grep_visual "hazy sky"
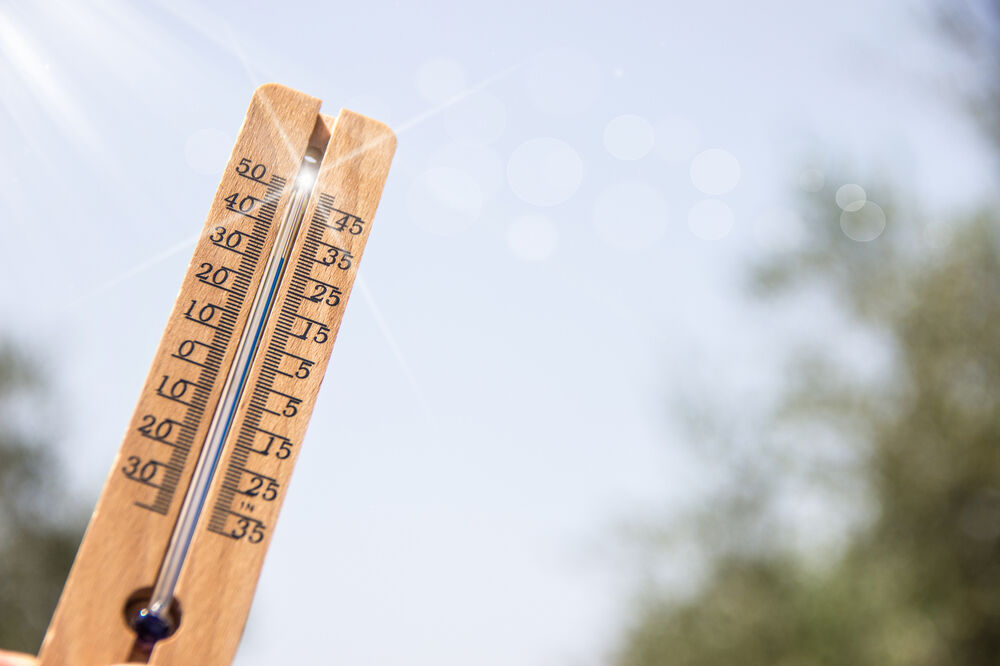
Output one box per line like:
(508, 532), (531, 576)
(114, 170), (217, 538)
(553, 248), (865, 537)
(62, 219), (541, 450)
(0, 1), (995, 664)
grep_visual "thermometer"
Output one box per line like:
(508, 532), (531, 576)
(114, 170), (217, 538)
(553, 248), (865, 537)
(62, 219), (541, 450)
(38, 83), (396, 665)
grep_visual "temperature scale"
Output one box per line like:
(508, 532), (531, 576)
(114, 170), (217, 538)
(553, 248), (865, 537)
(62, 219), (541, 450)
(38, 83), (396, 665)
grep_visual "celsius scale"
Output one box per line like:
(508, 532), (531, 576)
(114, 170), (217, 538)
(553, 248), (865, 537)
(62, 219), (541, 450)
(38, 83), (395, 665)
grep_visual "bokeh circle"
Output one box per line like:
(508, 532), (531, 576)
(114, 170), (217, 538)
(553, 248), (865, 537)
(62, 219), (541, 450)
(690, 149), (741, 195)
(688, 199), (735, 240)
(507, 138), (584, 207)
(840, 201), (886, 241)
(835, 183), (867, 212)
(603, 114), (655, 160)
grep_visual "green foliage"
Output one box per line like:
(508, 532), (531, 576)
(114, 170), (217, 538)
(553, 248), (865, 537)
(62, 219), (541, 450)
(0, 343), (82, 653)
(617, 198), (1000, 665)
(619, 8), (999, 658)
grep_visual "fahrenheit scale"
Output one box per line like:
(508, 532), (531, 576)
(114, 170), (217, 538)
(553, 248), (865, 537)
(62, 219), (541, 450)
(39, 84), (396, 665)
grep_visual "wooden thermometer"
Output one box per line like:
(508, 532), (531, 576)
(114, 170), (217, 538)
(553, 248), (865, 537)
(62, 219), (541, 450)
(38, 84), (396, 665)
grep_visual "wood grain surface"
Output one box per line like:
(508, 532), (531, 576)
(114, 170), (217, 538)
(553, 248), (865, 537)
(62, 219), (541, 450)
(38, 85), (394, 665)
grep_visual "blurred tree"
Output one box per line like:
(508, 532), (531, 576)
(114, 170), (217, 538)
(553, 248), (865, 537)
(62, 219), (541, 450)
(0, 343), (82, 653)
(617, 3), (1000, 664)
(619, 200), (1000, 665)
(939, 0), (999, 147)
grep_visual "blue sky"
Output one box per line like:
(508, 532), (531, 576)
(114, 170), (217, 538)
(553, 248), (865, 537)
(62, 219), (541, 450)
(0, 1), (995, 664)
